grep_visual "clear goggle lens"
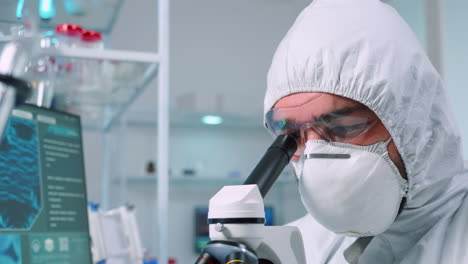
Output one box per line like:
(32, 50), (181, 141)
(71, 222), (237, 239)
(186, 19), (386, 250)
(265, 100), (378, 146)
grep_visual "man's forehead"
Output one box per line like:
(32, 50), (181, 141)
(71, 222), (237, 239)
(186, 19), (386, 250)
(274, 92), (324, 108)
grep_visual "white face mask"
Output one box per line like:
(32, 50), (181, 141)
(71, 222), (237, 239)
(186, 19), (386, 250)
(292, 139), (408, 237)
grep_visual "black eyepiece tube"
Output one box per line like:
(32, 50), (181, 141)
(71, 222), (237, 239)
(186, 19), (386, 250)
(243, 134), (297, 197)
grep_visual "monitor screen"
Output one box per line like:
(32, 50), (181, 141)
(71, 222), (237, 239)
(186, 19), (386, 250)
(194, 206), (274, 253)
(0, 104), (92, 264)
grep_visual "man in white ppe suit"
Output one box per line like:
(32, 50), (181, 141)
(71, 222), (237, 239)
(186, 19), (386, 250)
(264, 0), (468, 263)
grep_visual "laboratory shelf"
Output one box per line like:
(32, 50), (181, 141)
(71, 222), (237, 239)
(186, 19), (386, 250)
(40, 47), (160, 131)
(41, 47), (160, 62)
(123, 110), (265, 129)
(113, 175), (296, 187)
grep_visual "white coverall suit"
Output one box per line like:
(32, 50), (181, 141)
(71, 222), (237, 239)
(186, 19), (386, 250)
(263, 0), (468, 263)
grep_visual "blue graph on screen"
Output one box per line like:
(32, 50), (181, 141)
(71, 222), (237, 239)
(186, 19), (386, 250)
(0, 117), (41, 230)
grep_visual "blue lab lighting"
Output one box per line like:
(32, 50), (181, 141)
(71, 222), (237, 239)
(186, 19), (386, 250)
(39, 0), (56, 20)
(16, 0), (25, 19)
(43, 30), (55, 36)
(202, 115), (223, 125)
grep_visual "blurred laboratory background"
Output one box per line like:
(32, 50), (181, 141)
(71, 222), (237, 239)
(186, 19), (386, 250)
(0, 0), (467, 263)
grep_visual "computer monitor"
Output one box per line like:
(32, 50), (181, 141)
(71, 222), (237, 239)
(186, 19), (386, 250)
(0, 104), (92, 264)
(194, 206), (275, 253)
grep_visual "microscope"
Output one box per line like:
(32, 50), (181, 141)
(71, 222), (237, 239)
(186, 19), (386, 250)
(195, 134), (306, 264)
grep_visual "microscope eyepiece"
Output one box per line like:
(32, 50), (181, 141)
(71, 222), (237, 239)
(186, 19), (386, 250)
(243, 134), (297, 197)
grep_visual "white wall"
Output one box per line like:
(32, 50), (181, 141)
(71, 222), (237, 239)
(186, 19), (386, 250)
(444, 0), (468, 158)
(82, 131), (104, 203)
(110, 0), (312, 119)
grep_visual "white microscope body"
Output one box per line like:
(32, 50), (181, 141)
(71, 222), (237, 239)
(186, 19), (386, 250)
(208, 184), (306, 264)
(195, 134), (304, 264)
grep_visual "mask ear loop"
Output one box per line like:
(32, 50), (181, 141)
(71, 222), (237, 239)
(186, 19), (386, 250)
(291, 154), (304, 181)
(380, 137), (409, 199)
(383, 137), (393, 147)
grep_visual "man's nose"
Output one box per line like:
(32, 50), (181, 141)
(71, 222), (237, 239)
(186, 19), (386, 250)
(292, 145), (305, 161)
(292, 128), (324, 161)
(304, 127), (323, 141)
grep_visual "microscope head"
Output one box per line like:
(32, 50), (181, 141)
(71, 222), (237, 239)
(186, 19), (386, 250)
(197, 135), (306, 263)
(208, 184), (265, 249)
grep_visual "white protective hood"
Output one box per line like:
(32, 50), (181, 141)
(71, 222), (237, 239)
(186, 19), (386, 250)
(264, 0), (468, 263)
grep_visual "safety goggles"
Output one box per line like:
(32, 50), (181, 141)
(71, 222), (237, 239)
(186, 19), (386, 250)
(265, 95), (379, 146)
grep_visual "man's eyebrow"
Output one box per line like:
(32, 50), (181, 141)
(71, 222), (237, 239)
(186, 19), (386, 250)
(273, 105), (368, 126)
(314, 106), (367, 122)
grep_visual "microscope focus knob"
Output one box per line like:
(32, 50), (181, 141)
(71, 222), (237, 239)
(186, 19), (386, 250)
(215, 223), (225, 232)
